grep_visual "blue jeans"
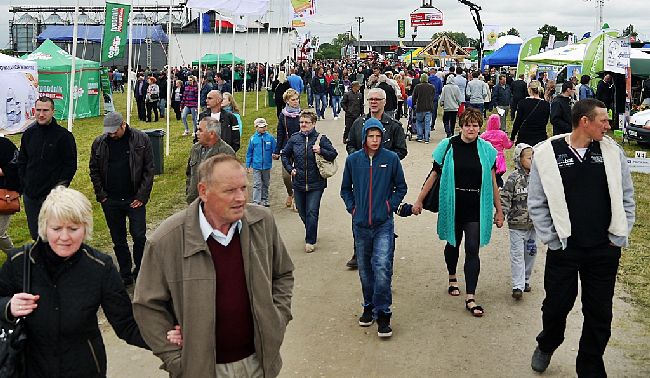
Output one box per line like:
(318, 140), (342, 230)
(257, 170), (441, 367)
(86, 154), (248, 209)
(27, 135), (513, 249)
(415, 111), (432, 142)
(468, 102), (484, 115)
(314, 93), (327, 118)
(354, 219), (395, 315)
(331, 95), (342, 117)
(293, 189), (324, 244)
(158, 98), (166, 117)
(307, 86), (313, 107)
(252, 169), (271, 206)
(182, 106), (198, 133)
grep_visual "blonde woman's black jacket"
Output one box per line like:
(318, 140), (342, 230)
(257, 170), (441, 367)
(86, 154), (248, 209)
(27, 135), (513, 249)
(0, 242), (148, 377)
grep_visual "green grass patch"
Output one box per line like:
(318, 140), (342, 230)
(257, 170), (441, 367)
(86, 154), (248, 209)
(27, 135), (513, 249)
(1, 90), (278, 264)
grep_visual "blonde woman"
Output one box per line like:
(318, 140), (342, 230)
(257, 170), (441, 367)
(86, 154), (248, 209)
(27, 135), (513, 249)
(510, 81), (550, 146)
(273, 88), (301, 208)
(221, 92), (243, 134)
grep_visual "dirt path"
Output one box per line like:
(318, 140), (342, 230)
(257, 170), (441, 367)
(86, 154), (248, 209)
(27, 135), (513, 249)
(105, 110), (650, 377)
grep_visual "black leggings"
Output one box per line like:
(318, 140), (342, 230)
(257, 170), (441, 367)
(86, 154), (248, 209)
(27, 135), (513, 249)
(443, 111), (458, 137)
(444, 221), (480, 295)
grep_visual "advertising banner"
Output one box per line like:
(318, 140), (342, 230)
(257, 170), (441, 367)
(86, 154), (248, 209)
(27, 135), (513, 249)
(604, 35), (631, 74)
(99, 67), (115, 114)
(102, 2), (131, 62)
(484, 25), (501, 50)
(0, 68), (39, 134)
(291, 0), (312, 13)
(516, 35), (543, 79)
(410, 8), (443, 27)
(398, 20), (406, 38)
(38, 71), (101, 120)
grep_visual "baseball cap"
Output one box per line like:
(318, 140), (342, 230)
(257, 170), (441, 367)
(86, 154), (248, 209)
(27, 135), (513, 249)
(254, 118), (268, 128)
(104, 112), (124, 133)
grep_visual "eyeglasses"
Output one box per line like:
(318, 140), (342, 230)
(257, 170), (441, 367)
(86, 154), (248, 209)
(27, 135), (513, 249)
(368, 98), (385, 102)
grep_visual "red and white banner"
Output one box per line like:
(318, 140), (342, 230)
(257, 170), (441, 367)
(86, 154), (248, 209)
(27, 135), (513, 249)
(410, 8), (443, 27)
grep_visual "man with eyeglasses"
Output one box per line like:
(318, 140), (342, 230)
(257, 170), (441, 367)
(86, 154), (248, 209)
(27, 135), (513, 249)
(344, 87), (407, 269)
(550, 82), (575, 136)
(17, 96), (77, 240)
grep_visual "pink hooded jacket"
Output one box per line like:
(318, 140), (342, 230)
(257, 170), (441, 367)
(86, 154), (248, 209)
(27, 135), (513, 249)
(480, 114), (513, 174)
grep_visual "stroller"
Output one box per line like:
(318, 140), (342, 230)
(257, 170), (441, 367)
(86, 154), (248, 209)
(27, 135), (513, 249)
(405, 96), (417, 140)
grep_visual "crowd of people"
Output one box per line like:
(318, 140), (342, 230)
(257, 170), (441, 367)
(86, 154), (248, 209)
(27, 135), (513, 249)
(0, 54), (637, 378)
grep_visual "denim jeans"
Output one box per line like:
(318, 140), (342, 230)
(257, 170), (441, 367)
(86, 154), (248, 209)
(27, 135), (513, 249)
(158, 98), (166, 117)
(101, 198), (147, 280)
(354, 219), (395, 316)
(23, 194), (45, 240)
(307, 86), (313, 107)
(415, 111), (432, 142)
(182, 106), (198, 133)
(252, 169), (271, 206)
(331, 95), (342, 117)
(293, 189), (323, 244)
(468, 102), (484, 115)
(314, 93), (327, 118)
(443, 111), (458, 137)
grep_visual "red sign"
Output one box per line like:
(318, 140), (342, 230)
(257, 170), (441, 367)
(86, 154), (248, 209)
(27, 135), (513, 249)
(410, 9), (443, 27)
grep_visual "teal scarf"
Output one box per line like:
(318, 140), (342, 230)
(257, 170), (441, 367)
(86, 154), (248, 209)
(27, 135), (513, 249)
(432, 137), (497, 247)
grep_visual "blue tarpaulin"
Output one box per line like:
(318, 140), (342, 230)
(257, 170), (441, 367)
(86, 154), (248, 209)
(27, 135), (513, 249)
(481, 43), (521, 70)
(37, 25), (169, 44)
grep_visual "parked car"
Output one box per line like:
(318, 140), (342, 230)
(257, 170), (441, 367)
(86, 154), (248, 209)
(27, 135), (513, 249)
(627, 108), (650, 145)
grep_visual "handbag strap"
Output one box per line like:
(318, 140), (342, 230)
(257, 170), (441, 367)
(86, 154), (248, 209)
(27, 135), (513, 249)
(315, 133), (322, 147)
(520, 98), (541, 128)
(22, 244), (31, 293)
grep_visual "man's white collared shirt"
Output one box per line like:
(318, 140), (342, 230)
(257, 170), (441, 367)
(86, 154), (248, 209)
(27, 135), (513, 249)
(198, 204), (242, 246)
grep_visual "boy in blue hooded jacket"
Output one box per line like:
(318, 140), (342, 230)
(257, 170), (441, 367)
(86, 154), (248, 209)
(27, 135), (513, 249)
(246, 117), (277, 206)
(340, 118), (407, 338)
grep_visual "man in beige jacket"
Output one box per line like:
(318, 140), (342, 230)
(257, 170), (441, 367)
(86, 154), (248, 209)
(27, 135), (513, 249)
(134, 154), (294, 377)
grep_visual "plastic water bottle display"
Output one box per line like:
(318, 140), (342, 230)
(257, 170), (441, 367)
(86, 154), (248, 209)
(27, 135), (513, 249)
(6, 88), (20, 127)
(526, 239), (537, 257)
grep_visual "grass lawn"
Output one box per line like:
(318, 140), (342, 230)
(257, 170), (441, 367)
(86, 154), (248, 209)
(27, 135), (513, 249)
(2, 90), (278, 259)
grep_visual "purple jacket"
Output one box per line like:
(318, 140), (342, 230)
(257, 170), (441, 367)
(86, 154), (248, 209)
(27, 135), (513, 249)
(181, 84), (198, 109)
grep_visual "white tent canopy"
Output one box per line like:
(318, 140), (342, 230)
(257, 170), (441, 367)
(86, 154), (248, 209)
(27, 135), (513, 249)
(523, 43), (587, 66)
(495, 35), (524, 50)
(0, 53), (39, 134)
(186, 0), (270, 16)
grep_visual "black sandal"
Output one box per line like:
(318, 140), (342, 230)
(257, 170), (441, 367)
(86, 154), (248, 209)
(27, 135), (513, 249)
(448, 278), (461, 296)
(465, 299), (484, 317)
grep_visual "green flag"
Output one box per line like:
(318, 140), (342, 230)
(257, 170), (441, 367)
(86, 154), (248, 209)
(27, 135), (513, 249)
(516, 36), (543, 78)
(102, 2), (131, 62)
(581, 30), (619, 91)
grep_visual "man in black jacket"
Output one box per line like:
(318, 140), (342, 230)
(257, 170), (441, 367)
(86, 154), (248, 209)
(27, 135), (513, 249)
(89, 112), (154, 285)
(198, 90), (241, 151)
(511, 74), (528, 121)
(341, 81), (364, 143)
(550, 82), (575, 136)
(345, 87), (407, 268)
(134, 74), (148, 121)
(17, 96), (77, 240)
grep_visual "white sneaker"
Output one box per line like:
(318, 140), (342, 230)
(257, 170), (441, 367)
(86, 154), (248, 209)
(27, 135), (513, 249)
(334, 116), (339, 120)
(305, 243), (315, 253)
(182, 130), (190, 136)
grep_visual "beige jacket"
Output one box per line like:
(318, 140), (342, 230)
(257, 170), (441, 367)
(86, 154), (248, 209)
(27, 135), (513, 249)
(133, 201), (294, 377)
(185, 140), (236, 203)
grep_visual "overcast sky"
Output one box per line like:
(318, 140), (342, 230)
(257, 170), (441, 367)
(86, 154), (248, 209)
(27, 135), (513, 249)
(2, 0), (648, 50)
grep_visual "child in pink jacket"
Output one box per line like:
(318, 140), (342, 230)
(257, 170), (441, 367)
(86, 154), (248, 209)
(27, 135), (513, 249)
(480, 114), (513, 188)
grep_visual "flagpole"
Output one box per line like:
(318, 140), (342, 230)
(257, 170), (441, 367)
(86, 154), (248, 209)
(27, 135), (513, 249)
(242, 23), (248, 117)
(265, 10), (271, 89)
(198, 12), (203, 108)
(217, 13), (221, 73)
(67, 3), (79, 132)
(231, 18), (236, 93)
(126, 1), (134, 124)
(166, 0), (172, 156)
(256, 21), (261, 111)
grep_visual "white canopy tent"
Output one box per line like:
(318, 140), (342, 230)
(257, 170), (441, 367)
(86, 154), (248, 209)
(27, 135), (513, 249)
(523, 42), (587, 66)
(0, 53), (39, 134)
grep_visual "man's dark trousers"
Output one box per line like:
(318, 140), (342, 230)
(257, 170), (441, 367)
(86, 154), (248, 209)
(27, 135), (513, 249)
(136, 99), (146, 121)
(101, 197), (147, 280)
(23, 194), (45, 240)
(536, 243), (620, 377)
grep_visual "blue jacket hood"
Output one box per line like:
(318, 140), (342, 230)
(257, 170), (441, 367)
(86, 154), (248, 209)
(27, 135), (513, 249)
(362, 118), (385, 151)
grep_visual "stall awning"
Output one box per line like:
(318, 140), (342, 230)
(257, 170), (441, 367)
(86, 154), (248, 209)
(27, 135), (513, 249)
(481, 44), (521, 69)
(37, 25), (169, 44)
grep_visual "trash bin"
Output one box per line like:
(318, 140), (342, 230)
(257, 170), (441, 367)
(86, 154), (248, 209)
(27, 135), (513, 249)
(143, 129), (165, 175)
(266, 88), (276, 107)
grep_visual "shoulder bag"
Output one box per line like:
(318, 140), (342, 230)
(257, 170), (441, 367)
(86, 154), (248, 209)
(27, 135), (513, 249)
(314, 134), (338, 178)
(0, 245), (31, 378)
(0, 190), (20, 215)
(422, 142), (452, 213)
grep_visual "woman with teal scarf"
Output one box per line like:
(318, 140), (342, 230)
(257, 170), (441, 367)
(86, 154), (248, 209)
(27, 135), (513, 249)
(413, 108), (504, 317)
(272, 88), (302, 209)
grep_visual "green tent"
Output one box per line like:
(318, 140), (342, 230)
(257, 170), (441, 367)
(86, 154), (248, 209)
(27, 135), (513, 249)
(192, 53), (245, 66)
(469, 49), (493, 62)
(22, 39), (100, 120)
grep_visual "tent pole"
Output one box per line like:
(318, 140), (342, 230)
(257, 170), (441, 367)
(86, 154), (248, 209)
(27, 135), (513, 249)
(166, 0), (172, 156)
(256, 21), (261, 111)
(243, 24), (248, 117)
(67, 3), (79, 132)
(126, 0), (134, 124)
(232, 18), (236, 93)
(217, 13), (221, 73)
(198, 12), (203, 109)
(265, 7), (271, 89)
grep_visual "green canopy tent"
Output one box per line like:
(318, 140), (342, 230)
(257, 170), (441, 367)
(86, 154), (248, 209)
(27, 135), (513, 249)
(469, 49), (493, 62)
(22, 39), (100, 120)
(192, 53), (245, 66)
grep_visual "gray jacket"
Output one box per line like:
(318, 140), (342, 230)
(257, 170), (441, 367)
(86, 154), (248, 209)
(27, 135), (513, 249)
(439, 76), (463, 112)
(466, 78), (488, 104)
(528, 135), (635, 250)
(185, 140), (236, 203)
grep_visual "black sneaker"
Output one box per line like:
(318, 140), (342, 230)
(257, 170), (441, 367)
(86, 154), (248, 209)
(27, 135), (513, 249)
(377, 312), (392, 338)
(524, 283), (532, 292)
(512, 289), (523, 300)
(358, 305), (374, 326)
(531, 346), (553, 373)
(346, 254), (358, 269)
(122, 276), (134, 287)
